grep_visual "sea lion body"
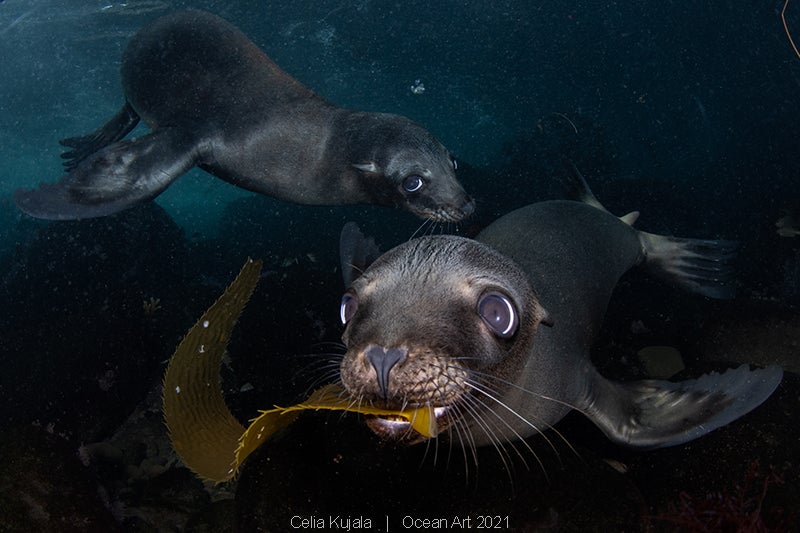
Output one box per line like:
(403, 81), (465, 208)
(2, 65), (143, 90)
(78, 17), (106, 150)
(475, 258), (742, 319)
(15, 10), (473, 222)
(470, 201), (648, 445)
(338, 187), (782, 449)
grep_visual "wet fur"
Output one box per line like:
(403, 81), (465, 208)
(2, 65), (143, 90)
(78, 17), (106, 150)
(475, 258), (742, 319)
(336, 199), (781, 463)
(339, 236), (550, 449)
(14, 10), (473, 222)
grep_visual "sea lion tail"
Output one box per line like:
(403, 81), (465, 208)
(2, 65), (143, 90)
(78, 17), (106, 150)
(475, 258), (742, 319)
(583, 364), (783, 449)
(15, 127), (196, 220)
(638, 231), (739, 299)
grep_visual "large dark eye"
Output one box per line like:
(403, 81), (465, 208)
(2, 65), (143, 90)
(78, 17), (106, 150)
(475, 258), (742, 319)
(478, 292), (518, 338)
(402, 175), (424, 192)
(340, 292), (359, 324)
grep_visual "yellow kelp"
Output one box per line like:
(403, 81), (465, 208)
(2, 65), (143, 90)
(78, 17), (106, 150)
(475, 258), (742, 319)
(163, 258), (436, 483)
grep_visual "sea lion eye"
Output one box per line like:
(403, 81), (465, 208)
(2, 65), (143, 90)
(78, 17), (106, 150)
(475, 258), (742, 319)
(340, 292), (359, 324)
(478, 292), (518, 338)
(402, 175), (424, 193)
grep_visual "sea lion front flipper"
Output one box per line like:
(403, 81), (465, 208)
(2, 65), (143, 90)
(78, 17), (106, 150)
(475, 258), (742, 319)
(14, 127), (197, 220)
(582, 364), (783, 449)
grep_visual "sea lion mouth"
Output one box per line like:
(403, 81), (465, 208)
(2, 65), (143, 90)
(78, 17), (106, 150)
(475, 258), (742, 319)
(366, 406), (450, 445)
(416, 198), (475, 223)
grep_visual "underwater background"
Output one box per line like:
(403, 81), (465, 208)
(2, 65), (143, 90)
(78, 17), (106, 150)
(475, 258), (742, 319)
(0, 0), (798, 531)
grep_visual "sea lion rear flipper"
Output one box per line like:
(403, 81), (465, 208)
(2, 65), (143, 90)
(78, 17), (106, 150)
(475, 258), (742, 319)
(15, 128), (197, 220)
(561, 161), (640, 224)
(339, 222), (381, 287)
(582, 364), (783, 449)
(560, 162), (739, 298)
(60, 101), (140, 170)
(638, 231), (739, 299)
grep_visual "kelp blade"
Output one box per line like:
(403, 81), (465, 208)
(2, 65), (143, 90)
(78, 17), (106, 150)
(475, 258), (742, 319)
(235, 384), (437, 473)
(300, 384), (437, 438)
(163, 258), (262, 483)
(162, 258), (438, 484)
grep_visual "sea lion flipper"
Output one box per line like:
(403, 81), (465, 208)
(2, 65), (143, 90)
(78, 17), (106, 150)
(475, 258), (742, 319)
(583, 364), (783, 449)
(559, 163), (739, 299)
(638, 231), (740, 299)
(560, 160), (606, 211)
(60, 102), (140, 170)
(15, 128), (197, 220)
(339, 222), (381, 287)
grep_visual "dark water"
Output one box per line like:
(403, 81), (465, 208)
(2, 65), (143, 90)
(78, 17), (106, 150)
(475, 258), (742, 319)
(0, 1), (798, 531)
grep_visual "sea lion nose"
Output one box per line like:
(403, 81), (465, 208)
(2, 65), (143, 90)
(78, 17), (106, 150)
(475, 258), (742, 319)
(461, 197), (476, 217)
(365, 345), (408, 400)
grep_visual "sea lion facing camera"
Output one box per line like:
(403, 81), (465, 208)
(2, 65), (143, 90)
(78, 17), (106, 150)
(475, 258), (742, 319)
(337, 171), (782, 449)
(14, 10), (473, 222)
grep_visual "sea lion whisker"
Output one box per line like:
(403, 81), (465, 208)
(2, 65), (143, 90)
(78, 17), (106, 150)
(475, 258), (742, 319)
(464, 370), (584, 459)
(463, 379), (564, 466)
(425, 218), (442, 237)
(449, 405), (480, 483)
(302, 371), (341, 394)
(434, 386), (470, 473)
(465, 374), (567, 447)
(333, 381), (353, 402)
(295, 353), (343, 377)
(294, 355), (345, 391)
(454, 397), (504, 463)
(469, 368), (586, 414)
(349, 388), (368, 412)
(418, 427), (436, 467)
(459, 391), (535, 464)
(297, 351), (345, 362)
(409, 218), (433, 241)
(441, 399), (481, 480)
(458, 390), (544, 479)
(451, 355), (484, 362)
(456, 394), (525, 485)
(308, 340), (347, 351)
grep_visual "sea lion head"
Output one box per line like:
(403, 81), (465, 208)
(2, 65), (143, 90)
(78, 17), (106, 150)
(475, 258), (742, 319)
(345, 113), (474, 222)
(338, 235), (549, 445)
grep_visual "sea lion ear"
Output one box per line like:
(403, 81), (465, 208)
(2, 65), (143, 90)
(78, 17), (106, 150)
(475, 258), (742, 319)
(539, 307), (554, 328)
(339, 222), (382, 288)
(352, 162), (380, 175)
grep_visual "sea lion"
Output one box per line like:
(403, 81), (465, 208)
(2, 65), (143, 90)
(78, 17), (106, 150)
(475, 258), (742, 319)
(337, 172), (783, 449)
(14, 10), (473, 222)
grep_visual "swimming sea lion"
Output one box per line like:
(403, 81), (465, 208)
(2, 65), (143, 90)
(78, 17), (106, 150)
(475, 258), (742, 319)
(337, 172), (783, 449)
(14, 10), (473, 222)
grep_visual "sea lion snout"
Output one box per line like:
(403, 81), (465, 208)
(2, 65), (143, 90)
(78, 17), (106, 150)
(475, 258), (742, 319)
(364, 345), (408, 400)
(460, 197), (476, 217)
